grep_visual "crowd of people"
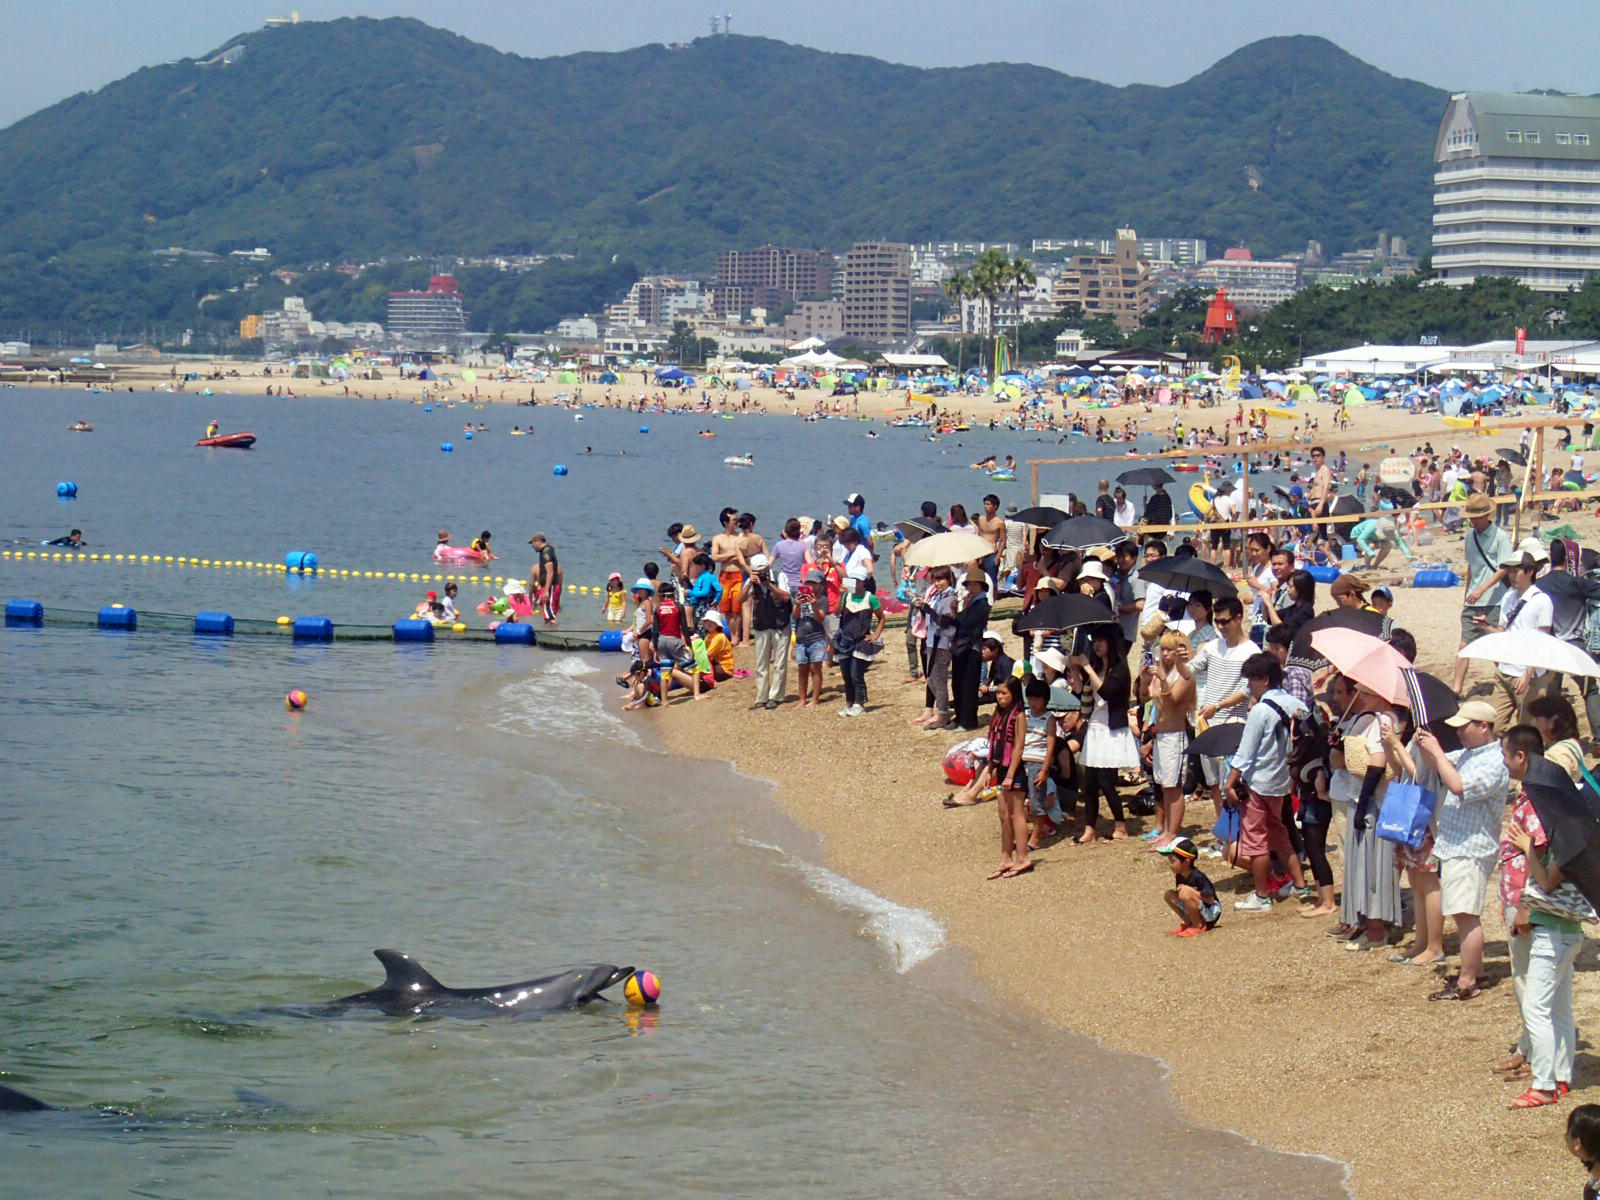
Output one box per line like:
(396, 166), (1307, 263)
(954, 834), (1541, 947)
(604, 442), (1600, 1155)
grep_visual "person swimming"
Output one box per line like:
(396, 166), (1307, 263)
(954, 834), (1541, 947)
(44, 528), (85, 547)
(470, 530), (496, 558)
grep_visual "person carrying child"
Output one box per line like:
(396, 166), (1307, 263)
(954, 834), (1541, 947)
(1158, 837), (1221, 937)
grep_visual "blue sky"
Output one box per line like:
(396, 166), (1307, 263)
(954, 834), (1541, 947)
(4, 0), (1593, 128)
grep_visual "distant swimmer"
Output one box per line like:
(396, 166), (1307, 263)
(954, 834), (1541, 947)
(470, 530), (496, 559)
(205, 419), (220, 438)
(67, 419), (93, 432)
(44, 529), (85, 548)
(972, 454), (998, 470)
(584, 446), (592, 455)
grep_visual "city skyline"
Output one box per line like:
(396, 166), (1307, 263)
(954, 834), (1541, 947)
(2, 0), (1594, 130)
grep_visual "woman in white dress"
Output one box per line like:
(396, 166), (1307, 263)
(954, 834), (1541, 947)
(1073, 625), (1139, 844)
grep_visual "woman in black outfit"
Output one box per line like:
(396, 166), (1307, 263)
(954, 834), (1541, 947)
(950, 573), (991, 730)
(1071, 625), (1138, 844)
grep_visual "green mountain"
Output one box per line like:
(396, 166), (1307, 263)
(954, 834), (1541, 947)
(0, 19), (1446, 266)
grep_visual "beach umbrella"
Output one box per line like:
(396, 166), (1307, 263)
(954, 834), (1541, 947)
(902, 530), (998, 569)
(1329, 495), (1364, 518)
(1011, 505), (1068, 527)
(1291, 606), (1388, 663)
(1116, 467), (1175, 488)
(1189, 723), (1245, 758)
(1497, 448), (1527, 467)
(1041, 515), (1125, 551)
(1011, 592), (1115, 634)
(1309, 628), (1411, 705)
(894, 517), (943, 542)
(1457, 630), (1600, 677)
(1136, 555), (1234, 593)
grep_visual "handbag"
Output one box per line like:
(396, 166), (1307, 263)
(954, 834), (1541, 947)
(1521, 875), (1598, 925)
(1211, 805), (1240, 844)
(1374, 776), (1437, 849)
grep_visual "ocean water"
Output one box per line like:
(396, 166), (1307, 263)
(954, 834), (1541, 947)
(0, 387), (1345, 1197)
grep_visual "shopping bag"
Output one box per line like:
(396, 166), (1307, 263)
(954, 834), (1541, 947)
(1210, 806), (1240, 844)
(1375, 778), (1437, 849)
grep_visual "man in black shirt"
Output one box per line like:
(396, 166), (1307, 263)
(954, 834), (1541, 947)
(747, 553), (793, 710)
(1142, 484), (1173, 529)
(1094, 479), (1115, 521)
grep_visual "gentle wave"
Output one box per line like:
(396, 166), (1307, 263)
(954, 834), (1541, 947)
(541, 654), (601, 677)
(739, 838), (946, 973)
(489, 671), (640, 746)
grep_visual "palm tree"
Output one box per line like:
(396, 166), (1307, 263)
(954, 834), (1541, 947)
(971, 249), (1009, 337)
(1003, 255), (1036, 361)
(943, 269), (973, 375)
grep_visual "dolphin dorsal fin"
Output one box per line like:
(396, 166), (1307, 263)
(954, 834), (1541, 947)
(373, 949), (444, 994)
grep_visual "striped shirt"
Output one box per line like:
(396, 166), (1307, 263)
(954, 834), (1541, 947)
(1434, 743), (1511, 861)
(1196, 639), (1256, 723)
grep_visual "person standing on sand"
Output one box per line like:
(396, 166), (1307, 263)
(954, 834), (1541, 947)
(983, 677), (1032, 879)
(951, 572), (991, 730)
(710, 512), (747, 646)
(746, 553), (791, 711)
(736, 513), (769, 642)
(1142, 630), (1195, 848)
(528, 533), (562, 624)
(1225, 652), (1307, 912)
(1454, 491), (1513, 696)
(976, 493), (1006, 586)
(1072, 625), (1137, 844)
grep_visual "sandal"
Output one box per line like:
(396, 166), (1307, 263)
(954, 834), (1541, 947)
(1507, 1087), (1560, 1109)
(1492, 1053), (1528, 1074)
(1428, 981), (1480, 1002)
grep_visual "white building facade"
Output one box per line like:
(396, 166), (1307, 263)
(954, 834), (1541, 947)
(1433, 92), (1600, 292)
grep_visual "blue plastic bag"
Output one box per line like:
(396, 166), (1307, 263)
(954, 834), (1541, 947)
(1375, 779), (1437, 849)
(1211, 806), (1241, 844)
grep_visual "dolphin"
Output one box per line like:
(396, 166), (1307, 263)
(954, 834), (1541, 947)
(330, 949), (634, 1017)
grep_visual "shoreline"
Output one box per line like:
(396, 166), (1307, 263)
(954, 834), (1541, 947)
(645, 530), (1600, 1198)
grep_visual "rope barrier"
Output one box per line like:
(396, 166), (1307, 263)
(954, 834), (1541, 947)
(0, 550), (622, 595)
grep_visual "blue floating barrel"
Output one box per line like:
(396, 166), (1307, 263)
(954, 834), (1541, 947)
(441, 442), (454, 453)
(1305, 565), (1340, 583)
(5, 598), (43, 625)
(1340, 543), (1358, 561)
(596, 629), (624, 652)
(56, 481), (77, 497)
(292, 616), (334, 640)
(638, 425), (649, 434)
(1412, 568), (1461, 588)
(392, 619), (435, 642)
(493, 622), (536, 645)
(552, 464), (568, 476)
(194, 611), (235, 636)
(284, 551), (319, 572)
(464, 431), (473, 440)
(98, 605), (137, 630)
(423, 405), (433, 412)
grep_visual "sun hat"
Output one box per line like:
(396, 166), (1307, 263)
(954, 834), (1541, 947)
(1156, 837), (1199, 861)
(1462, 493), (1494, 519)
(700, 609), (725, 628)
(1445, 699), (1497, 726)
(631, 578), (653, 593)
(1034, 574), (1065, 590)
(1033, 648), (1067, 673)
(1328, 574), (1367, 599)
(832, 515), (851, 531)
(608, 571), (623, 581)
(504, 579), (528, 594)
(1077, 559), (1108, 582)
(678, 524), (700, 543)
(749, 552), (771, 573)
(425, 591), (437, 599)
(962, 573), (989, 587)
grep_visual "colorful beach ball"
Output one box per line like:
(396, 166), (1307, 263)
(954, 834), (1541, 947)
(285, 689), (310, 712)
(942, 741), (979, 786)
(623, 970), (661, 1006)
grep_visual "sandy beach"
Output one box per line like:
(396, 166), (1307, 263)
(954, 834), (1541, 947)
(644, 483), (1600, 1196)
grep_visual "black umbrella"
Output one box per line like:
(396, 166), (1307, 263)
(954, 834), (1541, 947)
(1190, 723), (1245, 758)
(1497, 447), (1527, 467)
(1012, 505), (1068, 528)
(894, 517), (943, 541)
(1117, 467), (1176, 488)
(1524, 756), (1600, 914)
(1291, 606), (1388, 664)
(1400, 668), (1458, 726)
(1137, 555), (1234, 593)
(1329, 494), (1364, 518)
(1041, 514), (1125, 551)
(1011, 592), (1115, 635)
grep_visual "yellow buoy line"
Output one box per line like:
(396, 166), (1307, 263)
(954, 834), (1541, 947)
(0, 549), (620, 594)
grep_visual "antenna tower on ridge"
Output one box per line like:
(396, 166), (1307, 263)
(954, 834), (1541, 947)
(709, 15), (719, 34)
(723, 13), (733, 33)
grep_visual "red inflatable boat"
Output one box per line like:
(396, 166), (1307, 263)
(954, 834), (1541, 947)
(196, 432), (256, 449)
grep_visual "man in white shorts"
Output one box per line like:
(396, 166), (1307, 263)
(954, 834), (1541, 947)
(1410, 700), (1510, 1001)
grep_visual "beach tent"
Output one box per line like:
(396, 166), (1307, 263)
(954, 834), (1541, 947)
(597, 371), (619, 384)
(655, 366), (688, 381)
(557, 371), (579, 384)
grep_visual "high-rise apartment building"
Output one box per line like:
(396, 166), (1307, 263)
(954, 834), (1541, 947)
(1433, 92), (1600, 292)
(841, 242), (912, 342)
(1050, 229), (1151, 332)
(713, 244), (835, 314)
(387, 275), (468, 351)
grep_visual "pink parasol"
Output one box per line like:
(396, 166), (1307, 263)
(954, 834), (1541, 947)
(1308, 627), (1411, 706)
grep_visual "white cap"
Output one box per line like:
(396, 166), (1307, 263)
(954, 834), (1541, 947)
(748, 553), (771, 573)
(844, 492), (865, 507)
(1077, 559), (1108, 582)
(700, 609), (725, 628)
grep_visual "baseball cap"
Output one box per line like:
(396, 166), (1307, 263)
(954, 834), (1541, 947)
(425, 590), (437, 599)
(1499, 550), (1545, 571)
(1156, 837), (1199, 861)
(1328, 574), (1367, 599)
(982, 628), (1006, 646)
(1445, 699), (1497, 727)
(1371, 585), (1393, 602)
(749, 553), (771, 573)
(844, 492), (865, 507)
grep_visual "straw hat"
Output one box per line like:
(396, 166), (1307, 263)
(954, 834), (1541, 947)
(678, 524), (700, 543)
